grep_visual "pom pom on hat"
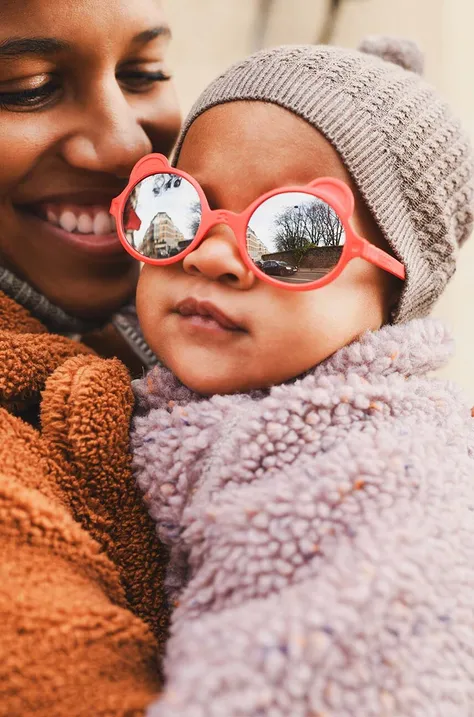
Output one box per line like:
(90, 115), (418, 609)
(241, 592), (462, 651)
(359, 35), (424, 75)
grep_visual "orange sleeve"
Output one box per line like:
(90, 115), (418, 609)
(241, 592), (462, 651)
(0, 409), (161, 717)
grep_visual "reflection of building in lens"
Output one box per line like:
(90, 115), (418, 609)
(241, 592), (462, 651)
(246, 226), (268, 261)
(140, 212), (185, 258)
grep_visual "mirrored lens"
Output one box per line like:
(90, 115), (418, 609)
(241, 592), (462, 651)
(247, 192), (345, 284)
(122, 173), (202, 259)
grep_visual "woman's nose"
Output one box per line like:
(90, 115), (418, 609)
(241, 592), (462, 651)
(60, 83), (153, 177)
(182, 225), (256, 290)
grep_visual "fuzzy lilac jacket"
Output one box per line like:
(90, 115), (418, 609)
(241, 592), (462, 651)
(132, 319), (474, 717)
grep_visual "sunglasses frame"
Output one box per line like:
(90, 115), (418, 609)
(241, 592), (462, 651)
(110, 153), (405, 291)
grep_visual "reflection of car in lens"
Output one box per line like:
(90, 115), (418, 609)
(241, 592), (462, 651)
(255, 260), (298, 276)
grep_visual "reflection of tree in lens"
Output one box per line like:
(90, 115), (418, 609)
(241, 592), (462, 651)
(274, 199), (344, 265)
(152, 173), (183, 196)
(188, 200), (202, 238)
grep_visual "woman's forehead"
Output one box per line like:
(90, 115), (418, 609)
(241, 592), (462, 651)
(0, 0), (169, 48)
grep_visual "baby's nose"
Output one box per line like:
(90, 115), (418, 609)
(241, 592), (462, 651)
(182, 225), (255, 289)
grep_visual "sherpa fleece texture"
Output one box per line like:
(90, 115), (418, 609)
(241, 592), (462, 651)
(132, 318), (474, 717)
(0, 292), (168, 716)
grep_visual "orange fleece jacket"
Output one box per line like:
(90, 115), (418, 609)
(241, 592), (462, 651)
(0, 292), (169, 716)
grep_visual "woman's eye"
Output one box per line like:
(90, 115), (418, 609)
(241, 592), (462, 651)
(0, 77), (61, 112)
(118, 67), (172, 93)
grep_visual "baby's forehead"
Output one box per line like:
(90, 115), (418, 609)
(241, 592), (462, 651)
(177, 101), (382, 248)
(178, 101), (354, 191)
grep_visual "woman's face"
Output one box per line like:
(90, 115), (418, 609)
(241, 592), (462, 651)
(0, 0), (180, 319)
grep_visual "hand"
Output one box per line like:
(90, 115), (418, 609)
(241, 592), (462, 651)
(1, 290), (170, 640)
(0, 292), (91, 415)
(0, 405), (162, 716)
(39, 353), (171, 642)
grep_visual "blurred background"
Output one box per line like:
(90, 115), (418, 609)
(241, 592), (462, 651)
(163, 0), (474, 396)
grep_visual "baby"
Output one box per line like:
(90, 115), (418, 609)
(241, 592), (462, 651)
(112, 37), (474, 716)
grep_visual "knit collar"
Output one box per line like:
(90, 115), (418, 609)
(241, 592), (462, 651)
(0, 265), (158, 369)
(0, 265), (103, 334)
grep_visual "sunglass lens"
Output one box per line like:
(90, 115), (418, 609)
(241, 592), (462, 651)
(122, 173), (202, 260)
(246, 192), (345, 285)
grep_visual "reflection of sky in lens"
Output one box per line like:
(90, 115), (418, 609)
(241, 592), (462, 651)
(131, 175), (200, 243)
(248, 192), (345, 252)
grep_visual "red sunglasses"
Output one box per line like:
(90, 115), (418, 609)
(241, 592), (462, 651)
(110, 154), (405, 291)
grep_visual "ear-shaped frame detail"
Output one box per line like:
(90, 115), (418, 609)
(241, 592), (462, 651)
(129, 153), (172, 184)
(110, 154), (173, 217)
(309, 177), (355, 219)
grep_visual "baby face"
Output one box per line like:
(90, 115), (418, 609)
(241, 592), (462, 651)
(137, 102), (398, 394)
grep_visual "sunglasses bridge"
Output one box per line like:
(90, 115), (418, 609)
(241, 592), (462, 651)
(193, 208), (246, 244)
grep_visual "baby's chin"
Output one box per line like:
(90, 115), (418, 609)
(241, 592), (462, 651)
(166, 347), (330, 395)
(159, 342), (326, 396)
(175, 368), (253, 396)
(167, 358), (262, 396)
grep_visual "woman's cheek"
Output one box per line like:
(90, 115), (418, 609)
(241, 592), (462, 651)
(0, 118), (54, 193)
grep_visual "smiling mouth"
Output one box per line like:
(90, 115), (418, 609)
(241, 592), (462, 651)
(23, 201), (117, 236)
(175, 298), (246, 332)
(14, 194), (129, 259)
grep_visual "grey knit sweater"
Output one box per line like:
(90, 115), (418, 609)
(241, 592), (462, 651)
(132, 319), (474, 717)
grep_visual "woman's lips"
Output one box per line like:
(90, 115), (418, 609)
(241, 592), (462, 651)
(175, 298), (245, 332)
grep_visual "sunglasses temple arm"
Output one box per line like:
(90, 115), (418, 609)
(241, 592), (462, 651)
(361, 241), (406, 280)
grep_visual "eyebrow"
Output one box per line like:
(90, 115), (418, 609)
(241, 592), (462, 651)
(131, 26), (172, 44)
(0, 26), (171, 60)
(0, 37), (71, 59)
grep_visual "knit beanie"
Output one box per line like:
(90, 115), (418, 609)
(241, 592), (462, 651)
(173, 37), (474, 323)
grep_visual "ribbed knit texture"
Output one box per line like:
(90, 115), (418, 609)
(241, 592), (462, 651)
(132, 319), (474, 716)
(0, 265), (157, 368)
(0, 266), (97, 334)
(173, 38), (474, 323)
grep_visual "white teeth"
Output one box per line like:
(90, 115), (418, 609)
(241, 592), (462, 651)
(93, 211), (113, 236)
(45, 206), (116, 235)
(77, 213), (93, 234)
(59, 210), (77, 233)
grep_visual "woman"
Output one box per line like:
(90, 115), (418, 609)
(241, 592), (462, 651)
(0, 0), (181, 714)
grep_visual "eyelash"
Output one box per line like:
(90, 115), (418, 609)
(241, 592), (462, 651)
(0, 81), (58, 110)
(0, 70), (171, 111)
(121, 69), (171, 88)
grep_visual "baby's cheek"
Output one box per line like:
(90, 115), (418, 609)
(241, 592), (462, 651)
(280, 293), (351, 365)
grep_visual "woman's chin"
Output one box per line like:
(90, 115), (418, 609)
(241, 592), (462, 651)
(66, 291), (137, 322)
(35, 272), (139, 322)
